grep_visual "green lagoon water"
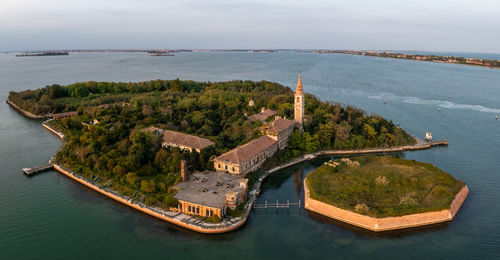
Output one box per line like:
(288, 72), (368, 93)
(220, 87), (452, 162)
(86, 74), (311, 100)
(1, 52), (499, 259)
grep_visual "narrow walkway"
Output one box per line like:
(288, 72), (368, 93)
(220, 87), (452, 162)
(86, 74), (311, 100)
(22, 164), (53, 176)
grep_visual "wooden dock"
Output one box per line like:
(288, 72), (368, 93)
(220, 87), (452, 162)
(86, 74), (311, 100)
(429, 140), (448, 146)
(22, 164), (53, 176)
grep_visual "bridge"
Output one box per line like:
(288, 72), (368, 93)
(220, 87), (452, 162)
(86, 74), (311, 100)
(253, 200), (302, 209)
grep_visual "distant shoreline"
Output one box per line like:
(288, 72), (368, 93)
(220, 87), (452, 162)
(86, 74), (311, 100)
(314, 50), (500, 69)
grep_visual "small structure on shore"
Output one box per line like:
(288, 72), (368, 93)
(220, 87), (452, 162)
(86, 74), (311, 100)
(426, 132), (433, 141)
(53, 111), (78, 120)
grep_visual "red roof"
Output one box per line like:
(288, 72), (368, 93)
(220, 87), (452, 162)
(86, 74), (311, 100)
(260, 118), (296, 135)
(162, 130), (215, 150)
(248, 109), (277, 122)
(215, 136), (276, 164)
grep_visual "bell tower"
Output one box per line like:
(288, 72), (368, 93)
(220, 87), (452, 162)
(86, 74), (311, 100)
(294, 74), (304, 125)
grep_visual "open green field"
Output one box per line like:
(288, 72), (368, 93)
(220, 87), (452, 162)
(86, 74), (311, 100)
(307, 156), (465, 218)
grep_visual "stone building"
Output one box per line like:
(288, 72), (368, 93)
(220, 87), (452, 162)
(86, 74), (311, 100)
(260, 117), (296, 150)
(247, 107), (278, 122)
(213, 135), (278, 175)
(53, 111), (78, 120)
(142, 127), (215, 152)
(294, 74), (304, 125)
(174, 171), (248, 218)
(213, 75), (306, 175)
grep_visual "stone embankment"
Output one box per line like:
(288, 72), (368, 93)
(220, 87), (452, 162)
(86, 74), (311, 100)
(6, 100), (50, 119)
(263, 138), (447, 175)
(303, 177), (469, 232)
(42, 120), (65, 140)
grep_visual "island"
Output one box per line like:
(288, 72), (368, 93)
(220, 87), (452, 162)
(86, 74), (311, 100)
(8, 76), (451, 233)
(15, 51), (69, 57)
(304, 156), (468, 232)
(314, 50), (500, 69)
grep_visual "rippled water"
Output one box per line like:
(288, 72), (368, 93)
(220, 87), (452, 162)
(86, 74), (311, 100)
(1, 52), (499, 259)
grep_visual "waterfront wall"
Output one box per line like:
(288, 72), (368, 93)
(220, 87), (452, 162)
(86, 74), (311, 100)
(304, 177), (469, 232)
(42, 121), (65, 140)
(53, 164), (250, 234)
(6, 100), (49, 119)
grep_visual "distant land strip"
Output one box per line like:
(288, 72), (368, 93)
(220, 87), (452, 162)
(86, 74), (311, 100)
(314, 50), (500, 69)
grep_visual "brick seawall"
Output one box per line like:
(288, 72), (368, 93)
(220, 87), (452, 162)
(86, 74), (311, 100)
(304, 177), (468, 232)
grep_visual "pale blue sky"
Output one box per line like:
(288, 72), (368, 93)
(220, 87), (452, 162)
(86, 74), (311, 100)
(1, 0), (499, 52)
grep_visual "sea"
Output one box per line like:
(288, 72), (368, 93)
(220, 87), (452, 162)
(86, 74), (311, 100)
(1, 51), (499, 259)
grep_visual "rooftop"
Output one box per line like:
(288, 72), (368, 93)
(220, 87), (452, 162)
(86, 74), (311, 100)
(143, 127), (215, 151)
(260, 118), (296, 135)
(248, 109), (277, 122)
(174, 171), (246, 208)
(215, 135), (276, 164)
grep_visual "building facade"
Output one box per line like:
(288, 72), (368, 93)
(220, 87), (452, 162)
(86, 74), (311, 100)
(53, 111), (78, 120)
(214, 135), (278, 175)
(174, 171), (248, 218)
(260, 117), (296, 150)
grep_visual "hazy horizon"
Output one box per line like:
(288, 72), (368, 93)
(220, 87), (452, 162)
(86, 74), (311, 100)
(1, 0), (499, 53)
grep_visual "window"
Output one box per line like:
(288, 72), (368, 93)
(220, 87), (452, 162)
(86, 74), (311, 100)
(225, 165), (228, 170)
(218, 164), (221, 168)
(296, 97), (300, 103)
(206, 209), (210, 216)
(232, 167), (235, 172)
(196, 207), (200, 214)
(188, 205), (191, 212)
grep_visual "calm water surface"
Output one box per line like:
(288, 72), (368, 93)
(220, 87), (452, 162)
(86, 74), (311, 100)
(1, 52), (499, 259)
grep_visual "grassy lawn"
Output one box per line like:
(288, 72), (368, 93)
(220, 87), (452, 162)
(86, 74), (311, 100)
(307, 156), (465, 218)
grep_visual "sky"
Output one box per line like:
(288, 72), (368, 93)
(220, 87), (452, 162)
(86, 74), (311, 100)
(1, 0), (499, 52)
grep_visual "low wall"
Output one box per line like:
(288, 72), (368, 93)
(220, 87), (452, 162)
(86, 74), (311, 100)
(42, 121), (65, 140)
(304, 177), (468, 232)
(53, 164), (250, 234)
(6, 100), (49, 119)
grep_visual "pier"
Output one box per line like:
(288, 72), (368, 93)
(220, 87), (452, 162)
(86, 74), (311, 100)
(22, 164), (53, 176)
(429, 140), (448, 146)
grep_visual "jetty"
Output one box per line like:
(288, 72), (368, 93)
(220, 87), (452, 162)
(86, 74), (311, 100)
(22, 163), (53, 176)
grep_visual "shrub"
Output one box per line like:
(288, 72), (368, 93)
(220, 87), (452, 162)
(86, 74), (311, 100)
(206, 214), (221, 223)
(375, 176), (389, 186)
(355, 203), (370, 214)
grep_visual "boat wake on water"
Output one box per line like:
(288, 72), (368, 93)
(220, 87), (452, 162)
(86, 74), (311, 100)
(368, 92), (500, 114)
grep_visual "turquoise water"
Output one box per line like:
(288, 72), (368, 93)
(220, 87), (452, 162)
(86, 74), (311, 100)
(1, 52), (499, 259)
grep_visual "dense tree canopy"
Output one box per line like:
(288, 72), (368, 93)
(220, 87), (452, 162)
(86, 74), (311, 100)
(10, 79), (415, 209)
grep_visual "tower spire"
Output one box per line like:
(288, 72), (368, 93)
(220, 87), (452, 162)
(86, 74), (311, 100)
(296, 74), (303, 95)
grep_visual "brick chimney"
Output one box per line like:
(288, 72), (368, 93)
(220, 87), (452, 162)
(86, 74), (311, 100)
(181, 160), (188, 181)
